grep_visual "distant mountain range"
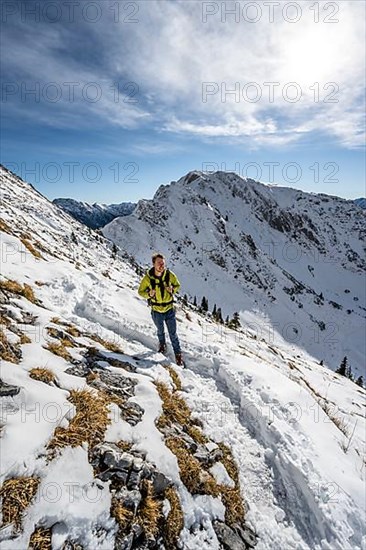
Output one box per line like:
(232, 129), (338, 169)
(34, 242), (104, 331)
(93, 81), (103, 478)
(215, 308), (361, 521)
(53, 198), (136, 229)
(355, 197), (366, 209)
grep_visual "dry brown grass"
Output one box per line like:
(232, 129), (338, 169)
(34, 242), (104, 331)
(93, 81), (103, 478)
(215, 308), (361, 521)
(65, 325), (82, 338)
(0, 279), (24, 295)
(46, 327), (78, 348)
(186, 424), (208, 445)
(23, 283), (37, 303)
(29, 367), (56, 385)
(0, 279), (38, 304)
(89, 333), (124, 353)
(166, 437), (220, 496)
(86, 371), (100, 384)
(155, 382), (192, 427)
(48, 389), (111, 452)
(46, 326), (60, 339)
(156, 383), (245, 526)
(217, 442), (245, 525)
(0, 328), (21, 363)
(301, 378), (350, 437)
(0, 314), (11, 327)
(155, 382), (208, 445)
(20, 332), (32, 344)
(44, 341), (72, 361)
(138, 480), (163, 538)
(20, 238), (43, 259)
(0, 477), (40, 529)
(60, 337), (76, 348)
(116, 440), (132, 452)
(28, 527), (52, 549)
(164, 486), (184, 548)
(50, 316), (61, 324)
(164, 364), (182, 391)
(111, 498), (134, 533)
(0, 218), (12, 234)
(220, 485), (245, 525)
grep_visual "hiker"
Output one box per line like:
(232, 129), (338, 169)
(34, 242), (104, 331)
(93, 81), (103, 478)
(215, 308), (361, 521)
(138, 253), (184, 366)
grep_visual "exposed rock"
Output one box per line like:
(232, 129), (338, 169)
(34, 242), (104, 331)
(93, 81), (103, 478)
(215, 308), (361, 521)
(64, 364), (90, 377)
(194, 443), (223, 465)
(84, 348), (136, 373)
(213, 520), (257, 549)
(0, 379), (20, 397)
(151, 471), (171, 496)
(120, 401), (144, 426)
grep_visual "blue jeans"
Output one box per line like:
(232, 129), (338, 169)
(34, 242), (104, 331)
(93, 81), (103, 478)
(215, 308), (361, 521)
(151, 307), (181, 355)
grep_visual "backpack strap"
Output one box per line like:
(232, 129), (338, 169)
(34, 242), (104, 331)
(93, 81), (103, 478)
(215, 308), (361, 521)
(147, 268), (174, 307)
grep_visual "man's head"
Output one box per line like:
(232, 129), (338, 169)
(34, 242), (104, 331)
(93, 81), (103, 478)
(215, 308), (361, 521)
(152, 253), (165, 275)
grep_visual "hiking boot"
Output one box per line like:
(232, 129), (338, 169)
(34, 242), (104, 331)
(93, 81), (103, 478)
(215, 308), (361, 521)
(158, 343), (167, 354)
(175, 353), (184, 367)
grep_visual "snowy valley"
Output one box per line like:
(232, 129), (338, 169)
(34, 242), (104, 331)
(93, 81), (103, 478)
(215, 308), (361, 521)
(0, 165), (365, 550)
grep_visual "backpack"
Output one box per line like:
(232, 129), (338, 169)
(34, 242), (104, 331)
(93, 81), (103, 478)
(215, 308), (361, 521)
(147, 268), (173, 307)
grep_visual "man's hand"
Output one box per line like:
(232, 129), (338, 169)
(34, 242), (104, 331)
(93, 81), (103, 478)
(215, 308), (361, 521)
(166, 285), (174, 294)
(149, 289), (156, 298)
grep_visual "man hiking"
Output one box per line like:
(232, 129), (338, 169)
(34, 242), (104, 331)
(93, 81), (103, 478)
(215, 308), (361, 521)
(138, 253), (184, 366)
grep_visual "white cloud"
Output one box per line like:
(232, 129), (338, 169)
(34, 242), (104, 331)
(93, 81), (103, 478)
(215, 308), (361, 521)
(109, 0), (365, 148)
(3, 0), (365, 148)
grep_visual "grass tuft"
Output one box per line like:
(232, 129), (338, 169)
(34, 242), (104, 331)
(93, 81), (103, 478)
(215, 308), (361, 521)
(44, 341), (72, 361)
(0, 477), (40, 530)
(164, 364), (182, 391)
(29, 367), (56, 385)
(0, 279), (38, 304)
(20, 332), (32, 344)
(155, 382), (192, 427)
(23, 284), (37, 303)
(138, 480), (163, 538)
(166, 437), (220, 496)
(0, 218), (12, 234)
(0, 328), (21, 363)
(20, 238), (43, 259)
(28, 527), (52, 549)
(48, 389), (111, 452)
(164, 486), (184, 548)
(217, 442), (245, 525)
(111, 498), (134, 533)
(89, 333), (124, 353)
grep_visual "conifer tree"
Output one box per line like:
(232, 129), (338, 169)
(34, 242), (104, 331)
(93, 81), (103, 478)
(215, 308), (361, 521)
(217, 307), (223, 323)
(336, 356), (348, 376)
(201, 296), (208, 312)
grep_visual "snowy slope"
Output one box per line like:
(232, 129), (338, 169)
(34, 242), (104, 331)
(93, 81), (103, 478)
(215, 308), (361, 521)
(53, 198), (136, 229)
(1, 165), (365, 550)
(103, 171), (366, 377)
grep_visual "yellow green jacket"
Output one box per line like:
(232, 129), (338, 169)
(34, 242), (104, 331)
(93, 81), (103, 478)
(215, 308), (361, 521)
(138, 268), (180, 313)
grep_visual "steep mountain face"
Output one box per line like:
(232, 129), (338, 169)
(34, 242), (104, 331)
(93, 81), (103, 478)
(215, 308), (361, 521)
(1, 164), (365, 550)
(103, 171), (366, 375)
(53, 197), (136, 229)
(355, 197), (366, 210)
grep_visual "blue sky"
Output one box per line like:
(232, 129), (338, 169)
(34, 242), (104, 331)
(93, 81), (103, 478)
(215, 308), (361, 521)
(1, 0), (365, 203)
